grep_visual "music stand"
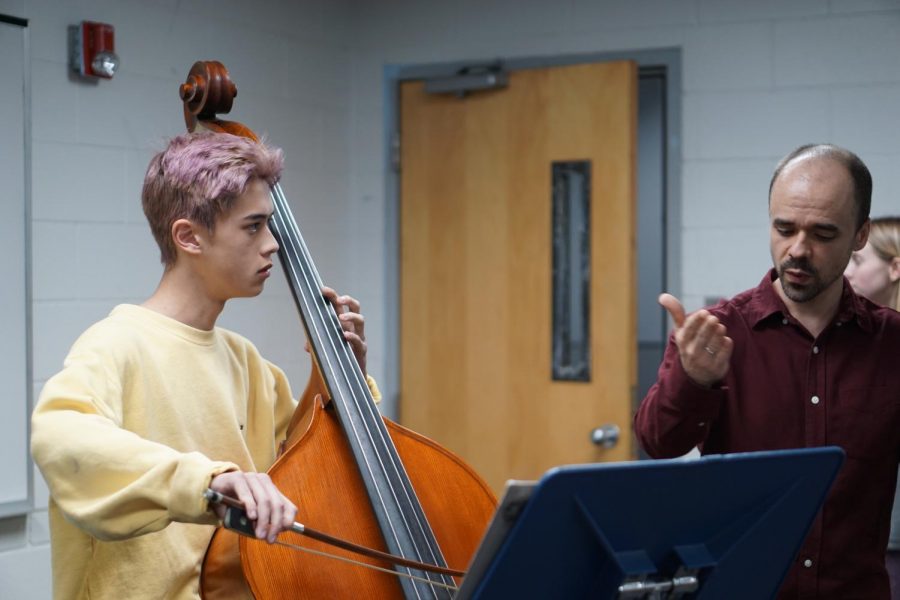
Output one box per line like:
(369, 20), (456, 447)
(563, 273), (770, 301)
(455, 447), (844, 599)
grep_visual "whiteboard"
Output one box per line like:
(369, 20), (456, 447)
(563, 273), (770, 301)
(0, 18), (30, 516)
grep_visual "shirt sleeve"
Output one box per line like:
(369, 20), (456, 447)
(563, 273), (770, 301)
(31, 346), (237, 542)
(633, 334), (728, 458)
(366, 374), (382, 404)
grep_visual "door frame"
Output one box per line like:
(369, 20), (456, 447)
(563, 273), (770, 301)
(380, 48), (682, 423)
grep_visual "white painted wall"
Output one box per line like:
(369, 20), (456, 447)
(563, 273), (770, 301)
(3, 0), (900, 596)
(346, 0), (900, 330)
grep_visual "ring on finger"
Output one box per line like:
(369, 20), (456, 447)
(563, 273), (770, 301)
(704, 345), (716, 355)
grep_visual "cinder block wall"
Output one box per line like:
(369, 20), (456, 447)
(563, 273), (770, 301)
(346, 0), (900, 341)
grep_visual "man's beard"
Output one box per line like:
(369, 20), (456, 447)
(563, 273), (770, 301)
(777, 256), (832, 303)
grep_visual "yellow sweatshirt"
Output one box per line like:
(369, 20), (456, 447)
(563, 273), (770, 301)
(32, 304), (379, 600)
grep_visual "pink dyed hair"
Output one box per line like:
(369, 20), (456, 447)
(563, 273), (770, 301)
(142, 131), (284, 266)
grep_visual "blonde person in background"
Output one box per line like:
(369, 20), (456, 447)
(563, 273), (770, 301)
(845, 216), (900, 310)
(845, 216), (900, 599)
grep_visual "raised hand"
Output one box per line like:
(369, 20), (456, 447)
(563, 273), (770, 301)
(659, 293), (733, 388)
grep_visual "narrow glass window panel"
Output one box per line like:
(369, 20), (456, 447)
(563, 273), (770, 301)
(551, 161), (591, 382)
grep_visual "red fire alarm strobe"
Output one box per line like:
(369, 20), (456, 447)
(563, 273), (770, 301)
(70, 21), (120, 79)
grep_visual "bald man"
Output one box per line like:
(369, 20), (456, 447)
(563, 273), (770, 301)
(635, 144), (900, 599)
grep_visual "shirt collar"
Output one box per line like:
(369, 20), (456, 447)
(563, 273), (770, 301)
(747, 268), (873, 333)
(840, 276), (875, 333)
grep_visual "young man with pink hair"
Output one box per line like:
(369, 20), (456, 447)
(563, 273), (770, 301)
(31, 131), (378, 599)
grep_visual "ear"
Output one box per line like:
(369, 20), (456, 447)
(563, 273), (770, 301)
(171, 219), (204, 257)
(853, 219), (871, 252)
(889, 257), (900, 283)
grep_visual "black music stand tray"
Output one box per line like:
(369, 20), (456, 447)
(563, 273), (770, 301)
(455, 447), (844, 599)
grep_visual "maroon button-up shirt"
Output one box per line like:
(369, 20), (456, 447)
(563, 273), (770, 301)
(635, 270), (900, 599)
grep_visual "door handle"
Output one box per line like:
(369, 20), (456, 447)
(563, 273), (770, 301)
(590, 424), (620, 449)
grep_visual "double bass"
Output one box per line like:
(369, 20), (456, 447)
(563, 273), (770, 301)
(179, 61), (497, 599)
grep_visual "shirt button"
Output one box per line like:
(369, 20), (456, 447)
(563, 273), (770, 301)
(803, 559), (813, 568)
(782, 318), (789, 325)
(812, 346), (819, 354)
(836, 321), (842, 327)
(811, 395), (820, 405)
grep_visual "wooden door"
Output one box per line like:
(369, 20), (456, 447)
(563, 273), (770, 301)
(400, 61), (637, 493)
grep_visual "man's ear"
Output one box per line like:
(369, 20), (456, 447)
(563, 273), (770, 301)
(853, 219), (871, 252)
(171, 219), (204, 256)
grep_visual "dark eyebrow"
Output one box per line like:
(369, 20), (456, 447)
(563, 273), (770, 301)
(772, 218), (840, 234)
(242, 212), (273, 222)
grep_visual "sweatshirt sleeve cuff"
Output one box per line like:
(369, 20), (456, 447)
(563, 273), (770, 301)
(169, 452), (238, 524)
(366, 374), (382, 404)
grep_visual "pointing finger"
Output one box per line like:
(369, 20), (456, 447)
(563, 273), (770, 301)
(659, 293), (686, 328)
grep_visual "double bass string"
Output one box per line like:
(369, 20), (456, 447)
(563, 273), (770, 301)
(267, 183), (455, 598)
(272, 540), (459, 591)
(267, 182), (419, 542)
(267, 183), (450, 594)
